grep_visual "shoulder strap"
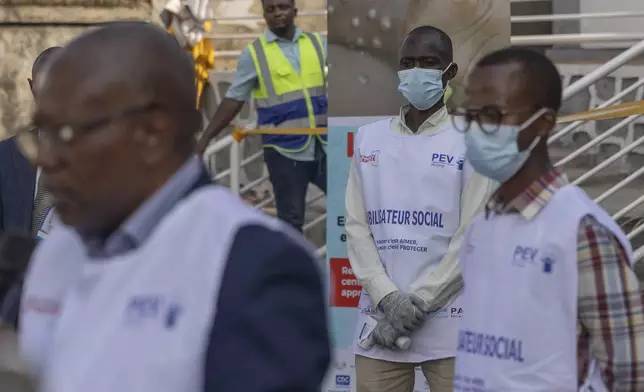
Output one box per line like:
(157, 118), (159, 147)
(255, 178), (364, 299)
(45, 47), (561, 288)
(185, 165), (215, 199)
(303, 32), (326, 88)
(249, 38), (277, 97)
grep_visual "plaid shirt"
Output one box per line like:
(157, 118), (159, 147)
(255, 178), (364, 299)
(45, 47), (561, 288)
(486, 167), (644, 391)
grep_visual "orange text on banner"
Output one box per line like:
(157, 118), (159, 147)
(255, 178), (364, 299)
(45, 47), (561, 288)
(329, 258), (362, 308)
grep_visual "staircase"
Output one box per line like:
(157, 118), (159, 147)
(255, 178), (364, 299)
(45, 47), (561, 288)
(202, 1), (644, 267)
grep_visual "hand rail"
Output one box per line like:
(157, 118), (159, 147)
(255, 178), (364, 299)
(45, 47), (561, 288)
(555, 115), (640, 166)
(207, 31), (327, 40)
(614, 194), (644, 221)
(512, 11), (644, 23)
(571, 133), (644, 185)
(202, 132), (327, 253)
(594, 165), (644, 204)
(207, 10), (326, 21)
(562, 39), (644, 101)
(550, 78), (644, 144)
(512, 33), (644, 46)
(213, 35), (644, 58)
(634, 246), (644, 262)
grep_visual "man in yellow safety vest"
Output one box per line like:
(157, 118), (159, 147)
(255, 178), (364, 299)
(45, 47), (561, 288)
(197, 0), (327, 232)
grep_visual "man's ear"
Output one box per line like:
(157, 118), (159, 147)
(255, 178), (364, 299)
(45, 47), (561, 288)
(537, 109), (557, 138)
(293, 7), (298, 17)
(28, 78), (33, 92)
(446, 63), (458, 81)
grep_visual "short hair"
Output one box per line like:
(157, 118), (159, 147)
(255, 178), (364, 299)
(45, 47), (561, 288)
(402, 25), (453, 62)
(261, 0), (295, 6)
(32, 46), (63, 79)
(475, 47), (562, 112)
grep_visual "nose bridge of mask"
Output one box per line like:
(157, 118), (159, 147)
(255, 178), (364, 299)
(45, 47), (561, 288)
(414, 67), (441, 78)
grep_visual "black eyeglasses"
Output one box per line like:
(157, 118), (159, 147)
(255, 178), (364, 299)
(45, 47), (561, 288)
(451, 106), (538, 134)
(15, 103), (158, 163)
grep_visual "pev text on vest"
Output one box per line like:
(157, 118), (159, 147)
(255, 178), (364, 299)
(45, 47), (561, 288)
(367, 209), (444, 228)
(457, 329), (525, 363)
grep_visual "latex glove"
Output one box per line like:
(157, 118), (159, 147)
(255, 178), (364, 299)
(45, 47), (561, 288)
(378, 291), (425, 333)
(371, 318), (404, 350)
(409, 293), (432, 313)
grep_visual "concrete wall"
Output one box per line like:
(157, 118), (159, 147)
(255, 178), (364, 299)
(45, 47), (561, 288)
(0, 0), (166, 140)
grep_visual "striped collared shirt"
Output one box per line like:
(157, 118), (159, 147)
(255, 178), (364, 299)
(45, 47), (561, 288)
(486, 167), (644, 391)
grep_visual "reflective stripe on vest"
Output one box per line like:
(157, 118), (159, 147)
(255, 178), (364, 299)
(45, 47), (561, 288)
(248, 32), (327, 151)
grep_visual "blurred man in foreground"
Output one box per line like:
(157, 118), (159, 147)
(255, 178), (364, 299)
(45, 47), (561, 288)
(0, 46), (63, 328)
(18, 22), (329, 392)
(453, 47), (644, 391)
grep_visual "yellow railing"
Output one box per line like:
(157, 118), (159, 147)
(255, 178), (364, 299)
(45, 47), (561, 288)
(229, 99), (644, 142)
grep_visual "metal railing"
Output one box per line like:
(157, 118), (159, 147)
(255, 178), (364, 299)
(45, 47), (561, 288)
(204, 8), (644, 259)
(203, 135), (327, 255)
(207, 10), (326, 21)
(511, 11), (644, 23)
(552, 39), (644, 262)
(210, 31), (644, 57)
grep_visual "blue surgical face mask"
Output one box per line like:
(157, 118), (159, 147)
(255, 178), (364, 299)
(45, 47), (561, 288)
(397, 64), (451, 111)
(459, 108), (548, 183)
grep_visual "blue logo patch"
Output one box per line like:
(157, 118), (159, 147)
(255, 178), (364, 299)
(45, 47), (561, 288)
(126, 295), (161, 322)
(125, 295), (183, 328)
(335, 375), (351, 386)
(540, 246), (560, 274)
(512, 246), (538, 267)
(431, 153), (464, 170)
(165, 303), (182, 329)
(541, 254), (555, 273)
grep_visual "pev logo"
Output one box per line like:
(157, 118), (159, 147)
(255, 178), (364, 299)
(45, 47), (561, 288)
(434, 307), (463, 318)
(335, 375), (351, 386)
(359, 150), (380, 166)
(431, 153), (464, 170)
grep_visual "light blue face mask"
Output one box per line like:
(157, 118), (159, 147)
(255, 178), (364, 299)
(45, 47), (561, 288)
(459, 108), (548, 183)
(397, 64), (451, 111)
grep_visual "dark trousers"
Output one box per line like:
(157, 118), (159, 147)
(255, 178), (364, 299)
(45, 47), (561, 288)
(263, 146), (327, 232)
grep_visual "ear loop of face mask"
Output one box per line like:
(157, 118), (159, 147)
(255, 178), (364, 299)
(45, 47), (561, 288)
(518, 107), (550, 152)
(442, 62), (453, 91)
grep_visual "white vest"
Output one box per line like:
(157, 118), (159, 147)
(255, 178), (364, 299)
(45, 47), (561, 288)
(19, 186), (285, 392)
(454, 184), (633, 392)
(352, 118), (467, 363)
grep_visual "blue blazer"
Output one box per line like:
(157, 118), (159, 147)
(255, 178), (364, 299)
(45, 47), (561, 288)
(0, 136), (36, 234)
(0, 137), (36, 327)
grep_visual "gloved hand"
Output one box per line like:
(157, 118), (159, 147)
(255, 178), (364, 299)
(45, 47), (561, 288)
(378, 291), (425, 333)
(409, 293), (432, 313)
(371, 318), (404, 350)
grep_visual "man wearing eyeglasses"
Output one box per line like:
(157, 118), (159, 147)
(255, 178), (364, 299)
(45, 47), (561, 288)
(0, 46), (63, 328)
(17, 22), (329, 392)
(345, 25), (496, 392)
(453, 47), (644, 391)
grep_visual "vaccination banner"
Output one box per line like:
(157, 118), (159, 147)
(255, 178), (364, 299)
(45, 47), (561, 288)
(323, 0), (510, 391)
